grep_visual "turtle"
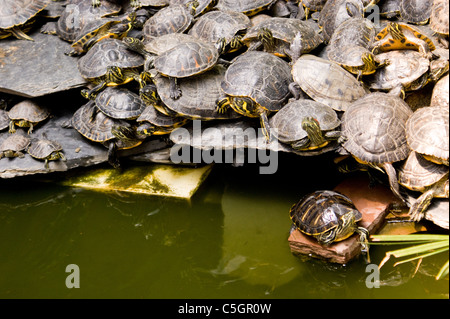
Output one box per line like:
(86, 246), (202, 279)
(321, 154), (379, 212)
(27, 137), (66, 169)
(340, 92), (413, 203)
(371, 22), (437, 60)
(399, 0), (433, 25)
(431, 74), (449, 109)
(77, 38), (145, 100)
(0, 0), (49, 41)
(318, 0), (365, 43)
(327, 17), (387, 79)
(71, 101), (144, 168)
(0, 133), (31, 159)
(379, 0), (401, 18)
(188, 10), (252, 54)
(169, 0), (217, 17)
(241, 17), (323, 59)
(94, 86), (146, 120)
(215, 0), (277, 17)
(141, 66), (241, 120)
(365, 50), (449, 98)
(301, 0), (328, 19)
(269, 99), (341, 154)
(289, 190), (370, 259)
(430, 0), (449, 48)
(398, 151), (449, 222)
(290, 55), (367, 112)
(7, 100), (50, 134)
(142, 1), (198, 38)
(218, 51), (293, 141)
(92, 0), (141, 7)
(136, 104), (189, 136)
(405, 106), (449, 166)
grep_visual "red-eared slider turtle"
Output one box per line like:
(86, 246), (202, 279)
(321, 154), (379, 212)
(290, 55), (367, 112)
(301, 0), (328, 18)
(327, 17), (386, 79)
(141, 66), (241, 120)
(94, 86), (146, 120)
(340, 92), (413, 203)
(431, 74), (449, 108)
(8, 100), (50, 134)
(318, 0), (364, 43)
(71, 101), (144, 168)
(216, 0), (277, 16)
(136, 105), (189, 136)
(27, 136), (66, 169)
(399, 0), (433, 25)
(0, 0), (49, 41)
(372, 22), (436, 59)
(241, 17), (323, 59)
(379, 0), (400, 18)
(406, 106), (449, 166)
(290, 190), (370, 257)
(219, 51), (293, 141)
(366, 50), (449, 97)
(0, 133), (31, 159)
(269, 99), (341, 153)
(78, 38), (145, 100)
(169, 0), (217, 17)
(398, 151), (449, 222)
(430, 0), (449, 48)
(188, 10), (251, 54)
(142, 1), (198, 38)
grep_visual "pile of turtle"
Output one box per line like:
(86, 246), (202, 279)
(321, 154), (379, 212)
(0, 0), (449, 225)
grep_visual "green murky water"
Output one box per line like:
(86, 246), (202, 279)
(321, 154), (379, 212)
(0, 154), (448, 299)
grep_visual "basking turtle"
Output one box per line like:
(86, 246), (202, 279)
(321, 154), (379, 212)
(365, 50), (449, 97)
(136, 105), (189, 136)
(241, 17), (323, 59)
(8, 100), (50, 134)
(405, 106), (449, 166)
(340, 92), (413, 203)
(327, 17), (386, 79)
(269, 99), (341, 154)
(399, 0), (433, 25)
(215, 0), (277, 17)
(290, 55), (367, 112)
(372, 22), (436, 59)
(431, 74), (449, 108)
(27, 137), (66, 169)
(188, 10), (251, 54)
(318, 0), (364, 43)
(95, 86), (146, 120)
(0, 133), (31, 159)
(430, 0), (449, 48)
(71, 101), (144, 168)
(219, 51), (293, 141)
(290, 190), (370, 259)
(0, 0), (49, 41)
(77, 38), (145, 100)
(398, 151), (449, 222)
(301, 0), (328, 19)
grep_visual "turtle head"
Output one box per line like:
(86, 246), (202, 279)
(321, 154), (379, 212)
(361, 52), (377, 73)
(122, 36), (146, 55)
(140, 84), (160, 106)
(429, 59), (449, 82)
(258, 27), (275, 52)
(301, 117), (326, 149)
(230, 96), (258, 116)
(106, 66), (125, 85)
(387, 22), (404, 40)
(333, 210), (358, 242)
(137, 123), (156, 137)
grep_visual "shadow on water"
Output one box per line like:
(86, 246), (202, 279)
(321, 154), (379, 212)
(0, 153), (448, 298)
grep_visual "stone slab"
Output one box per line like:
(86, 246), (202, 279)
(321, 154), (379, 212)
(288, 173), (400, 264)
(0, 30), (87, 98)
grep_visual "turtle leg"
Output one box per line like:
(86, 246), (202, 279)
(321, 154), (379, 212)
(92, 0), (101, 7)
(27, 123), (34, 135)
(357, 227), (370, 264)
(10, 27), (34, 41)
(107, 141), (120, 169)
(215, 96), (232, 114)
(44, 159), (50, 170)
(382, 162), (406, 204)
(408, 190), (434, 222)
(83, 81), (107, 100)
(415, 39), (434, 60)
(8, 121), (16, 134)
(259, 110), (271, 142)
(291, 138), (310, 151)
(169, 77), (182, 100)
(288, 82), (305, 100)
(59, 152), (67, 162)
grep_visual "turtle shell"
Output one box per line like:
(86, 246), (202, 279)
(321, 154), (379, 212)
(153, 40), (219, 78)
(0, 133), (31, 155)
(169, 0), (216, 17)
(406, 106), (449, 165)
(0, 109), (9, 131)
(291, 55), (367, 112)
(28, 138), (63, 159)
(380, 0), (401, 18)
(430, 0), (449, 35)
(290, 190), (362, 237)
(95, 87), (146, 120)
(8, 100), (50, 123)
(216, 0), (276, 16)
(221, 51), (292, 112)
(137, 105), (188, 131)
(78, 38), (145, 80)
(341, 92), (413, 164)
(302, 0), (328, 12)
(399, 0), (433, 25)
(269, 99), (340, 144)
(365, 50), (430, 91)
(399, 151), (449, 191)
(152, 65), (240, 120)
(142, 4), (194, 38)
(144, 33), (196, 55)
(431, 74), (449, 108)
(0, 0), (48, 29)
